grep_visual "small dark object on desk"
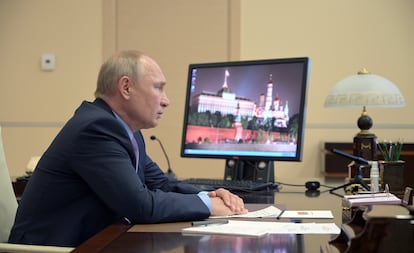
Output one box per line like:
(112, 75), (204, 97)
(191, 220), (229, 227)
(183, 178), (277, 192)
(305, 181), (320, 191)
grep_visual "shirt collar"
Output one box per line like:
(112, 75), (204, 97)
(112, 111), (135, 141)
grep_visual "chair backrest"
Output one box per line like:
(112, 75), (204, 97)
(0, 127), (18, 243)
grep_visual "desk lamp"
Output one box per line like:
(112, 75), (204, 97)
(324, 68), (405, 162)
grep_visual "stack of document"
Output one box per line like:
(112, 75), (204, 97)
(210, 205), (333, 219)
(342, 192), (402, 207)
(182, 220), (340, 237)
(183, 205), (339, 237)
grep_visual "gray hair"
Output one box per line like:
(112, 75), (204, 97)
(95, 50), (145, 98)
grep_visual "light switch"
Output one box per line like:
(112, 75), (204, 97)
(41, 53), (56, 71)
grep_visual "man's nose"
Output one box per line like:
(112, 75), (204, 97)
(161, 93), (170, 107)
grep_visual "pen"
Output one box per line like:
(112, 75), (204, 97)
(276, 210), (285, 220)
(191, 220), (229, 227)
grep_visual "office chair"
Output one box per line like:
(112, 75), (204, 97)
(0, 127), (74, 253)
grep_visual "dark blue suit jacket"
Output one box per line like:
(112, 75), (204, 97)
(9, 98), (209, 247)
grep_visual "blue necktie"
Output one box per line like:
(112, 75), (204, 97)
(130, 137), (139, 173)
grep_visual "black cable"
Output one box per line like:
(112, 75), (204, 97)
(275, 181), (336, 189)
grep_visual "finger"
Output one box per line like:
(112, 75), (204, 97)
(214, 189), (247, 213)
(207, 190), (217, 197)
(225, 195), (245, 212)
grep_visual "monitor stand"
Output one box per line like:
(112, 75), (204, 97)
(223, 159), (275, 183)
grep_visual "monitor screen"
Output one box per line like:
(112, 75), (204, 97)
(180, 57), (310, 181)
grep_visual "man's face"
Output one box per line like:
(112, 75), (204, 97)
(127, 56), (169, 130)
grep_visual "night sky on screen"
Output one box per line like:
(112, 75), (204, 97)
(189, 62), (307, 116)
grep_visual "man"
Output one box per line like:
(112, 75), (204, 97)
(9, 50), (247, 247)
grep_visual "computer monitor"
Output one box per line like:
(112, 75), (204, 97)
(180, 57), (310, 182)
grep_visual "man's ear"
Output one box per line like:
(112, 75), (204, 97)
(118, 76), (131, 99)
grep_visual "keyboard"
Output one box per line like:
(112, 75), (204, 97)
(183, 178), (276, 192)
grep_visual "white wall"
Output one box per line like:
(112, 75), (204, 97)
(0, 0), (102, 176)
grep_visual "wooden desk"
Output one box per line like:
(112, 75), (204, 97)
(74, 224), (309, 253)
(73, 180), (345, 253)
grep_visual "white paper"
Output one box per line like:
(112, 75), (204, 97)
(281, 210), (334, 219)
(343, 193), (402, 207)
(210, 205), (283, 219)
(344, 193), (391, 199)
(210, 206), (333, 219)
(182, 220), (340, 237)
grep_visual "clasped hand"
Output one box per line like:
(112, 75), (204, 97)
(208, 188), (248, 216)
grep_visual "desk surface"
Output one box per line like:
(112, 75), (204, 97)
(73, 179), (346, 253)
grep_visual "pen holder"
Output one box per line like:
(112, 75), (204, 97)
(379, 160), (405, 193)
